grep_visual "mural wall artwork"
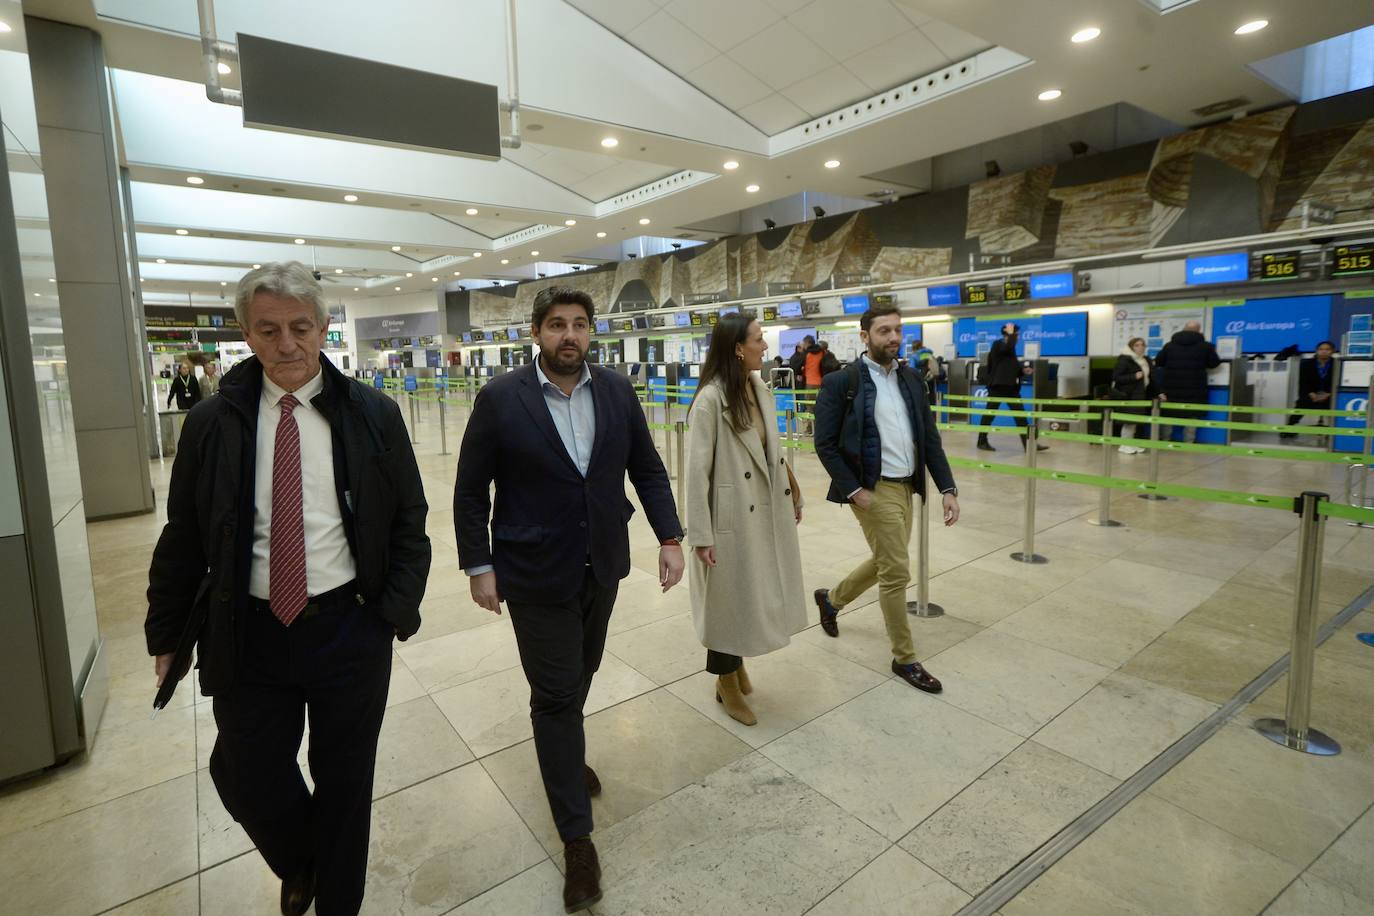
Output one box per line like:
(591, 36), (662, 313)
(459, 88), (1374, 328)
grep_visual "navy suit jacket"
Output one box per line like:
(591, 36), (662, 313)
(454, 362), (682, 604)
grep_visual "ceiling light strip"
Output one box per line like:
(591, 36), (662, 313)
(594, 170), (716, 218)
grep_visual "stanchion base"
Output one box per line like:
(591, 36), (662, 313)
(1009, 551), (1049, 564)
(1137, 493), (1169, 501)
(1087, 519), (1124, 527)
(1356, 633), (1374, 647)
(1253, 718), (1341, 756)
(907, 601), (944, 618)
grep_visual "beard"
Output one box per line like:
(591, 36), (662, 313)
(541, 341), (587, 375)
(867, 341), (899, 365)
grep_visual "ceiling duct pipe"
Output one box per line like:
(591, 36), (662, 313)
(500, 0), (522, 149)
(196, 0), (242, 106)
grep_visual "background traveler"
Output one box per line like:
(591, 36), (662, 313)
(1154, 320), (1220, 443)
(166, 358), (201, 409)
(1112, 337), (1155, 454)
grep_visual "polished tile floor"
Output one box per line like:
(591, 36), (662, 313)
(1, 397), (1371, 915)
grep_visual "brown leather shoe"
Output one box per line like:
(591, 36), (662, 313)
(280, 863), (315, 916)
(815, 589), (840, 638)
(892, 660), (942, 693)
(585, 764), (601, 797)
(563, 836), (602, 913)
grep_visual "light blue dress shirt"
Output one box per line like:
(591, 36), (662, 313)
(535, 357), (596, 477)
(863, 354), (916, 479)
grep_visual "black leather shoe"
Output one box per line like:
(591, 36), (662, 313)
(976, 437), (995, 451)
(892, 660), (943, 693)
(585, 764), (602, 797)
(814, 589), (840, 637)
(280, 863), (315, 916)
(563, 836), (603, 913)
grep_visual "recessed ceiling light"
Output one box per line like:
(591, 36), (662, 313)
(343, 194), (358, 202)
(431, 277), (438, 281)
(472, 252), (482, 258)
(596, 231), (607, 238)
(745, 184), (760, 193)
(565, 219), (577, 226)
(156, 258), (166, 264)
(334, 268), (343, 274)
(391, 245), (401, 251)
(175, 228), (189, 235)
(252, 263), (261, 269)
(217, 61), (232, 76)
(294, 238), (306, 244)
(353, 287), (359, 291)
(1071, 26), (1100, 43)
(453, 271), (461, 276)
(405, 272), (413, 277)
(501, 259), (510, 264)
(1037, 89), (1062, 101)
(0, 22), (12, 33)
(723, 160), (739, 170)
(638, 218), (651, 226)
(220, 281), (227, 286)
(600, 137), (619, 148)
(824, 159), (840, 169)
(394, 286), (401, 291)
(47, 277), (55, 282)
(1235, 19), (1268, 34)
(186, 175), (205, 185)
(33, 292), (39, 297)
(465, 207), (479, 215)
(530, 250), (539, 256)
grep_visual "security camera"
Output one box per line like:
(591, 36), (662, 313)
(628, 253), (638, 259)
(671, 243), (682, 250)
(311, 270), (322, 280)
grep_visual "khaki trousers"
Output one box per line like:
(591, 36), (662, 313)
(831, 480), (916, 665)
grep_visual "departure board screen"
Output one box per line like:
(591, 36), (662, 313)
(1331, 243), (1374, 278)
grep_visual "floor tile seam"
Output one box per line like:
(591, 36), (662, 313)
(430, 856), (555, 916)
(796, 838), (906, 916)
(1135, 789), (1318, 873)
(954, 581), (1374, 916)
(91, 872), (198, 915)
(0, 757), (202, 843)
(1284, 797), (1374, 910)
(371, 756), (486, 805)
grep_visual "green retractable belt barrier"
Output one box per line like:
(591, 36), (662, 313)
(940, 392), (1364, 419)
(937, 422), (1028, 436)
(1038, 430), (1370, 463)
(941, 393), (1153, 410)
(1113, 412), (1374, 438)
(934, 405), (1101, 421)
(943, 456), (1295, 511)
(1317, 501), (1374, 525)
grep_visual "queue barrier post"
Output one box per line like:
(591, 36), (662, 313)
(407, 393), (419, 445)
(786, 408), (798, 467)
(1089, 407), (1122, 527)
(1345, 463), (1374, 529)
(907, 493), (945, 618)
(664, 402), (674, 478)
(1365, 378), (1374, 461)
(1139, 399), (1168, 501)
(1010, 418), (1048, 564)
(438, 396), (449, 456)
(1254, 491), (1340, 757)
(674, 420), (686, 508)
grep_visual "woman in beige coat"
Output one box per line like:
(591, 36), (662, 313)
(687, 315), (807, 726)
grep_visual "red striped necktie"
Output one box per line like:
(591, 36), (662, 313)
(269, 393), (308, 626)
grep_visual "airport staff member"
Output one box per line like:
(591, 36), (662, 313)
(454, 286), (684, 914)
(145, 262), (430, 916)
(812, 302), (959, 694)
(1282, 340), (1337, 436)
(166, 359), (202, 409)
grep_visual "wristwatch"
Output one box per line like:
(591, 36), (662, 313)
(941, 487), (959, 497)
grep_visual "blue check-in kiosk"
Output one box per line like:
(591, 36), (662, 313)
(1333, 360), (1372, 453)
(403, 375), (418, 392)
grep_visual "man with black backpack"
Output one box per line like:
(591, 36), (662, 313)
(976, 323), (1046, 453)
(811, 303), (959, 694)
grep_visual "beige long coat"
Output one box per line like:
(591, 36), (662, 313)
(686, 377), (807, 657)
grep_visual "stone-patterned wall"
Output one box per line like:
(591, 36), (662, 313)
(458, 93), (1374, 326)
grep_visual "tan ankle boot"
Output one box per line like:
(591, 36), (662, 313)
(736, 661), (753, 695)
(715, 671), (757, 726)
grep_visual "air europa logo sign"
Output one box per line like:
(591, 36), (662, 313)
(1350, 398), (1369, 414)
(1225, 320), (1245, 334)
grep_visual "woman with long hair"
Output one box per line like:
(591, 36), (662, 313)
(686, 315), (806, 726)
(1111, 337), (1155, 454)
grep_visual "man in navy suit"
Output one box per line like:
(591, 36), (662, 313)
(454, 287), (684, 913)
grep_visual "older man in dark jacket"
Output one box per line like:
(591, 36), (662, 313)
(1154, 321), (1221, 442)
(145, 262), (430, 916)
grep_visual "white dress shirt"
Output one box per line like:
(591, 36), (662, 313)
(248, 369), (357, 600)
(864, 354), (916, 479)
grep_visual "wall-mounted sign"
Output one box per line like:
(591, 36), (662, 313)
(777, 300), (803, 318)
(1002, 278), (1029, 303)
(761, 306), (778, 321)
(1331, 243), (1374, 278)
(355, 311), (440, 340)
(1256, 250), (1301, 281)
(841, 293), (870, 314)
(927, 285), (961, 307)
(963, 283), (989, 305)
(690, 312), (704, 327)
(1029, 271), (1075, 299)
(1185, 251), (1248, 285)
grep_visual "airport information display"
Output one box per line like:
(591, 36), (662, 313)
(1185, 251), (1249, 285)
(955, 312), (1088, 358)
(963, 283), (990, 305)
(1331, 243), (1374, 278)
(1003, 278), (1029, 303)
(927, 285), (961, 307)
(777, 299), (803, 318)
(1029, 271), (1075, 299)
(1256, 250), (1301, 281)
(1210, 295), (1332, 353)
(842, 293), (870, 314)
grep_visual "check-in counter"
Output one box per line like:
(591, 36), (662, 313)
(157, 409), (190, 457)
(1176, 360), (1250, 446)
(1334, 359), (1373, 453)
